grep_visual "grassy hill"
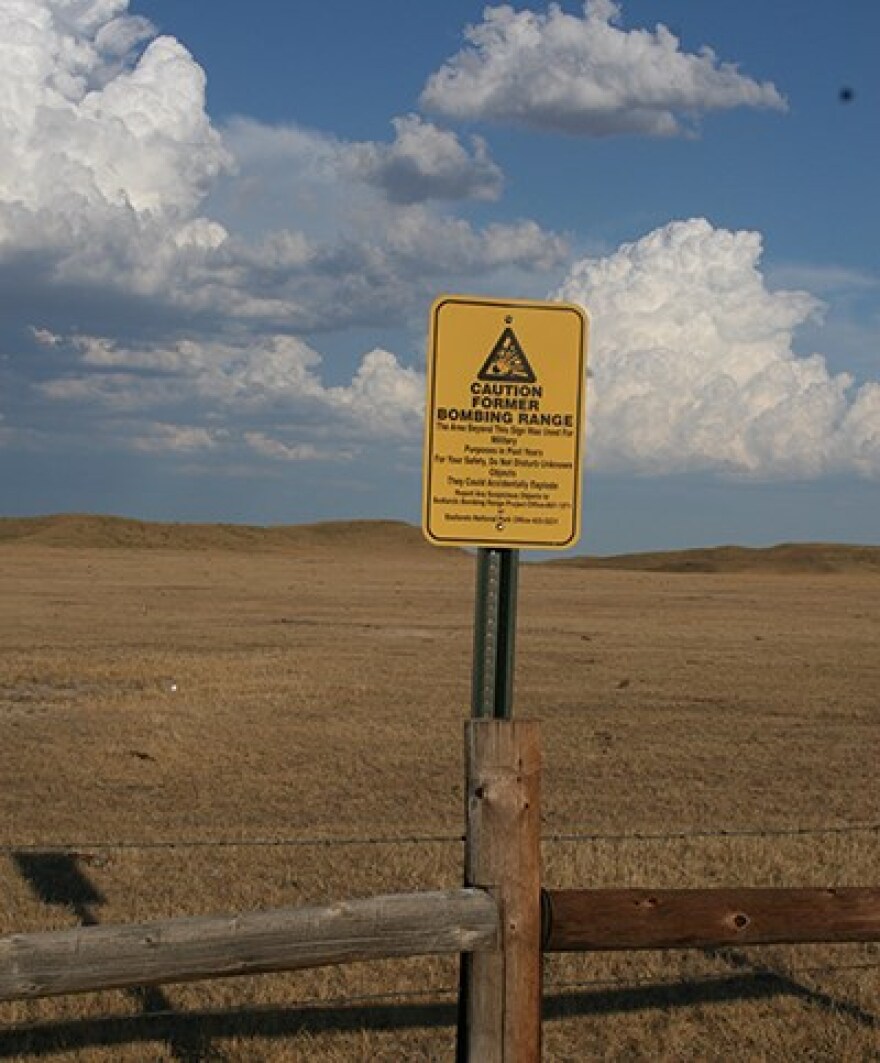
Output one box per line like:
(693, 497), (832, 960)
(552, 541), (880, 574)
(0, 513), (430, 554)
(1, 514), (879, 572)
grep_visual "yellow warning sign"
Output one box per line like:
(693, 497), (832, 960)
(423, 294), (589, 550)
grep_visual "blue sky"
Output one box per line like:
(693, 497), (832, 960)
(1, 0), (878, 552)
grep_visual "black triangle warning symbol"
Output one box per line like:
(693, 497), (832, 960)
(477, 327), (537, 383)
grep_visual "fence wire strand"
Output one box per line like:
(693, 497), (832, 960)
(1, 821), (878, 854)
(0, 834), (465, 853)
(544, 962), (880, 993)
(543, 822), (880, 844)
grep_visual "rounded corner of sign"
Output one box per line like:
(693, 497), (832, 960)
(562, 301), (590, 331)
(421, 520), (446, 548)
(549, 522), (582, 552)
(430, 294), (462, 318)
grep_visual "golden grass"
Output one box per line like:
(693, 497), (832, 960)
(0, 517), (878, 1060)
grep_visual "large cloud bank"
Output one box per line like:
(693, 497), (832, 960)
(2, 2), (876, 489)
(0, 0), (566, 470)
(557, 219), (879, 477)
(38, 219), (880, 480)
(0, 1), (560, 328)
(422, 0), (785, 135)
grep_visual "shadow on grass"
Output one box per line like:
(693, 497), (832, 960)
(704, 947), (879, 1032)
(10, 852), (218, 1062)
(1, 971), (876, 1058)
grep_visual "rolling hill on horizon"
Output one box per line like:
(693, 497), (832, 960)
(0, 513), (431, 554)
(1, 513), (879, 574)
(551, 541), (880, 575)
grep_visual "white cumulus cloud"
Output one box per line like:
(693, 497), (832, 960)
(35, 332), (424, 444)
(326, 349), (424, 437)
(422, 0), (786, 136)
(130, 423), (220, 454)
(0, 0), (230, 228)
(556, 218), (879, 478)
(345, 114), (503, 203)
(0, 0), (242, 333)
(244, 433), (348, 463)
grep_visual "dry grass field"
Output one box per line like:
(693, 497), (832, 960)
(1, 515), (878, 1061)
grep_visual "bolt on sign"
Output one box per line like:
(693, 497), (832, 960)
(423, 294), (589, 549)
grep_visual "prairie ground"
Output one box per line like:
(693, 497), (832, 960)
(0, 516), (878, 1060)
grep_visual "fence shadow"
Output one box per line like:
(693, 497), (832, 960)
(3, 969), (875, 1059)
(11, 853), (105, 926)
(703, 947), (879, 1031)
(10, 851), (217, 1063)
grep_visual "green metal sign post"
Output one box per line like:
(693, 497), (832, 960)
(471, 548), (519, 720)
(424, 294), (588, 1060)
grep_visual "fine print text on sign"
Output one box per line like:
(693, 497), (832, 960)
(423, 294), (589, 550)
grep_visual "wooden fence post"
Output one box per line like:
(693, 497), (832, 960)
(461, 719), (542, 1062)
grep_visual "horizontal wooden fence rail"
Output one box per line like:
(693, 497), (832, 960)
(0, 888), (499, 1003)
(543, 887), (880, 952)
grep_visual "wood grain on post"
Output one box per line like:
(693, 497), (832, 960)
(0, 889), (498, 1002)
(463, 720), (542, 1063)
(543, 887), (880, 952)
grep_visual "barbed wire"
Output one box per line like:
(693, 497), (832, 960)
(544, 962), (880, 993)
(1, 821), (877, 854)
(543, 822), (880, 844)
(0, 833), (465, 853)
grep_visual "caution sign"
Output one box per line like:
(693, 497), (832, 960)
(423, 294), (589, 550)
